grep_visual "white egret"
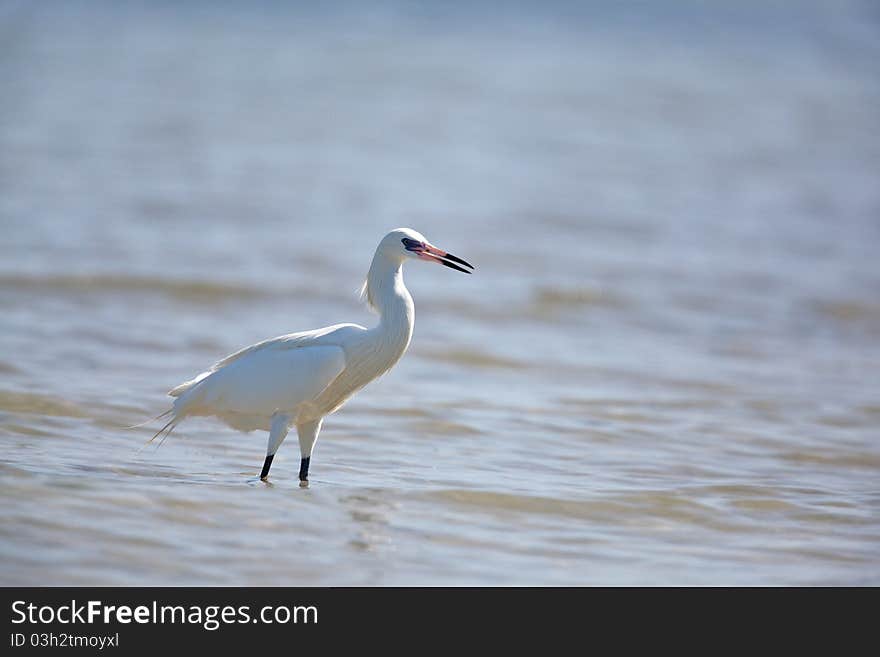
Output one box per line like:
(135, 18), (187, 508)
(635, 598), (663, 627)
(148, 228), (473, 485)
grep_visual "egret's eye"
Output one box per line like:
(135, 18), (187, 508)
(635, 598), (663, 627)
(402, 238), (424, 252)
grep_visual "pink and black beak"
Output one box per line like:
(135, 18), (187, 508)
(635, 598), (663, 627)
(402, 238), (475, 274)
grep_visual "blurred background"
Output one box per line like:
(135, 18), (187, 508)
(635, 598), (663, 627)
(1, 0), (878, 585)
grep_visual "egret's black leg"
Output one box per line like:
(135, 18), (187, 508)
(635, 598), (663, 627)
(296, 418), (321, 487)
(260, 454), (274, 480)
(262, 413), (291, 481)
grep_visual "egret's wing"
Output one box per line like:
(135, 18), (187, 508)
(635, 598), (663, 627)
(168, 323), (364, 399)
(197, 343), (347, 416)
(211, 323), (362, 371)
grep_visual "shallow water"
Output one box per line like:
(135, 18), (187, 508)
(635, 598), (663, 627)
(1, 0), (879, 585)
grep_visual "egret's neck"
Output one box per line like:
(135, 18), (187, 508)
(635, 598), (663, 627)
(365, 255), (414, 353)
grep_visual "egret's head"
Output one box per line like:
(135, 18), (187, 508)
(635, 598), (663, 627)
(361, 228), (474, 311)
(379, 227), (474, 274)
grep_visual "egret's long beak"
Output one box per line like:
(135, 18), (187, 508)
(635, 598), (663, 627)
(403, 239), (475, 274)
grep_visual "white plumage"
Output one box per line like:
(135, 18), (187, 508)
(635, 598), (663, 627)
(148, 228), (473, 485)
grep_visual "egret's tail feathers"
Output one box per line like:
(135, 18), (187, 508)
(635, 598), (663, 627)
(151, 417), (180, 449)
(150, 417), (175, 442)
(135, 414), (180, 454)
(126, 409), (172, 430)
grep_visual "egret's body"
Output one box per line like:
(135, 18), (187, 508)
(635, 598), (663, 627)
(150, 228), (472, 484)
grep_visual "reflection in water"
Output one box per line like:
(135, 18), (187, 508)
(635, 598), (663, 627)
(342, 492), (396, 552)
